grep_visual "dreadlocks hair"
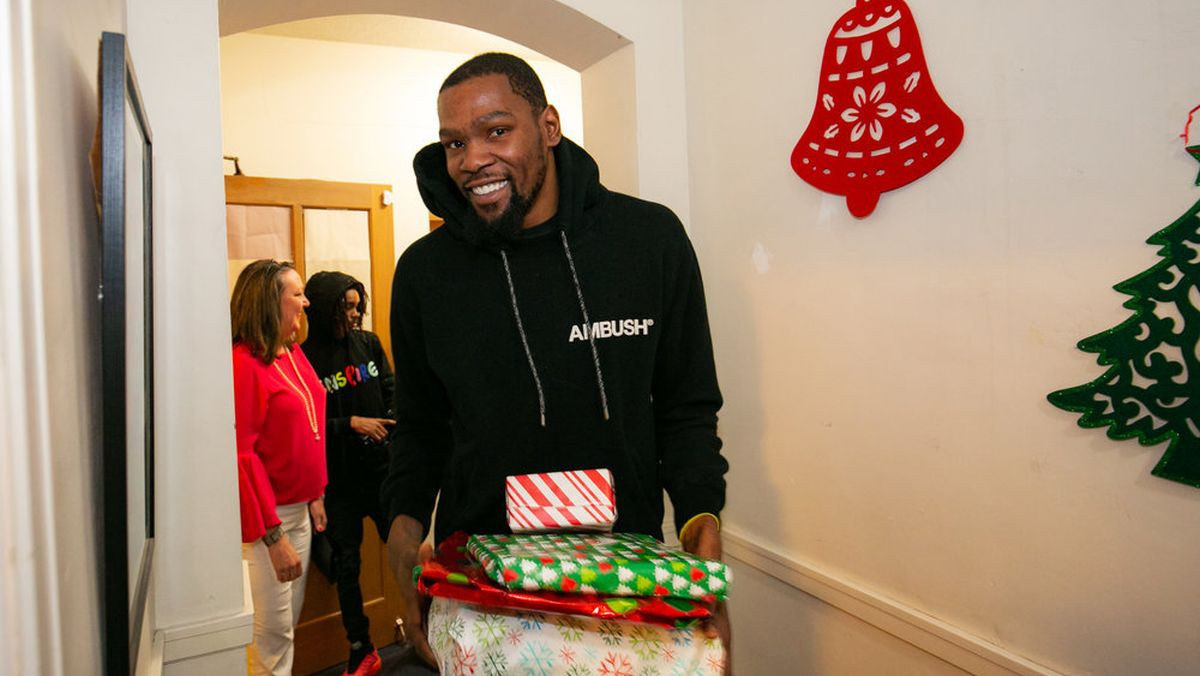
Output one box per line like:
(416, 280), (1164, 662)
(230, 259), (296, 364)
(333, 279), (368, 337)
(440, 52), (547, 114)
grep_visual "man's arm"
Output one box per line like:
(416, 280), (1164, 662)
(379, 249), (451, 666)
(652, 217), (729, 535)
(379, 250), (451, 538)
(652, 220), (732, 671)
(680, 514), (731, 671)
(387, 515), (436, 667)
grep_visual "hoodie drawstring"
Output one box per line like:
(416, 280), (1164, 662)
(560, 231), (611, 421)
(500, 249), (547, 427)
(498, 232), (612, 427)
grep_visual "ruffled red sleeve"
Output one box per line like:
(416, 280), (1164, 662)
(232, 347), (280, 542)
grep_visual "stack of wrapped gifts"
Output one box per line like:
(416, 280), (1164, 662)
(416, 469), (730, 674)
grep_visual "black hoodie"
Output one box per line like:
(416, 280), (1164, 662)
(382, 137), (727, 544)
(302, 271), (395, 488)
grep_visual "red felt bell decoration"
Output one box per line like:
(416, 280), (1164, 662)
(791, 0), (963, 217)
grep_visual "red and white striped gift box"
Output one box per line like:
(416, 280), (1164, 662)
(505, 469), (616, 533)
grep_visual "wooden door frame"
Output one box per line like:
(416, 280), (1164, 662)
(225, 175), (395, 359)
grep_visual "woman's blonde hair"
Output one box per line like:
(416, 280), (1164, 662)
(230, 259), (296, 364)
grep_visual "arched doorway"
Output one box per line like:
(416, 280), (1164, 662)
(217, 2), (638, 672)
(219, 0), (639, 199)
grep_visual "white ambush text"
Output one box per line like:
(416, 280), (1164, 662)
(568, 318), (655, 342)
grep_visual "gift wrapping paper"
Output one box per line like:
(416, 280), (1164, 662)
(467, 533), (730, 602)
(506, 469), (616, 533)
(416, 533), (711, 628)
(428, 596), (726, 676)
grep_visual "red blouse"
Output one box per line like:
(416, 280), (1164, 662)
(232, 342), (327, 542)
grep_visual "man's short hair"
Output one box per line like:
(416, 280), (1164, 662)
(440, 52), (547, 113)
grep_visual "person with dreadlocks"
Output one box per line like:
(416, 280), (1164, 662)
(302, 271), (394, 676)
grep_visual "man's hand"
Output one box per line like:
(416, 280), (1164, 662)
(351, 416), (396, 443)
(266, 535), (303, 583)
(388, 515), (437, 668)
(309, 497), (327, 533)
(681, 516), (732, 674)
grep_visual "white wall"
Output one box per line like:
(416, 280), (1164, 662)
(560, 0), (692, 225)
(7, 0), (245, 673)
(683, 0), (1200, 674)
(0, 4), (45, 670)
(126, 0), (246, 641)
(727, 556), (968, 675)
(22, 0), (123, 673)
(581, 43), (638, 197)
(219, 32), (584, 258)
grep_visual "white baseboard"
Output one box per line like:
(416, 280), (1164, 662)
(160, 561), (254, 665)
(722, 529), (1058, 676)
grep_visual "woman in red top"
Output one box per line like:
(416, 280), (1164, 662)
(231, 259), (328, 676)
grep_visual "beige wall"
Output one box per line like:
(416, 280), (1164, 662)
(683, 0), (1200, 673)
(219, 32), (584, 259)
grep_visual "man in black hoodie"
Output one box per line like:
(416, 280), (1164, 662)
(302, 271), (394, 676)
(382, 53), (730, 667)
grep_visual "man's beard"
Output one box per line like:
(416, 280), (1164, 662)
(460, 156), (547, 247)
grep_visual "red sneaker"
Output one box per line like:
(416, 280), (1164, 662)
(343, 648), (382, 676)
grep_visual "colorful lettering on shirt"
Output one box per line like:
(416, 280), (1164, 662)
(322, 360), (382, 393)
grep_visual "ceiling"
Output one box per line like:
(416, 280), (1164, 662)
(218, 0), (631, 71)
(250, 14), (552, 63)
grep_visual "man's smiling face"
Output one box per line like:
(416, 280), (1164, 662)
(437, 73), (561, 233)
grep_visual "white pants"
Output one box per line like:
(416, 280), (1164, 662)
(243, 502), (312, 676)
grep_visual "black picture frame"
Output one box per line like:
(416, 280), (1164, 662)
(99, 31), (155, 676)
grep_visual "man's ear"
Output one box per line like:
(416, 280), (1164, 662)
(541, 104), (562, 147)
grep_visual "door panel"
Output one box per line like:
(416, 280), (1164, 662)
(225, 204), (292, 297)
(225, 175), (404, 674)
(303, 208), (375, 332)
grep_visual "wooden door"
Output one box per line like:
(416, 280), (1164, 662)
(225, 175), (395, 356)
(225, 175), (405, 674)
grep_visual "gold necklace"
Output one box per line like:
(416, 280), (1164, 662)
(273, 348), (320, 441)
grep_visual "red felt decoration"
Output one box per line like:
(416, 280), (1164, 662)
(791, 0), (963, 217)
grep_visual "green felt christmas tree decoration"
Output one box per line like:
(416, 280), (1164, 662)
(1047, 145), (1200, 488)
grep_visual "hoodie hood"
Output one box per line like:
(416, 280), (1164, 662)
(413, 136), (607, 250)
(414, 135), (614, 427)
(303, 270), (361, 344)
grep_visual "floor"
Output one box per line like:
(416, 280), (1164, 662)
(308, 642), (438, 676)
